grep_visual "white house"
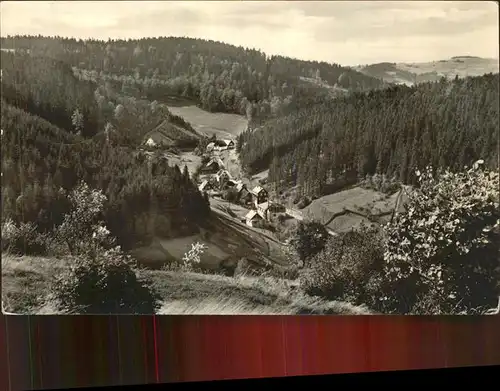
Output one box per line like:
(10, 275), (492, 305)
(245, 210), (264, 227)
(145, 138), (156, 147)
(222, 139), (235, 149)
(256, 201), (270, 220)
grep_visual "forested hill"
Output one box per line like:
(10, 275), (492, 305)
(0, 35), (388, 125)
(238, 73), (499, 197)
(1, 50), (202, 147)
(1, 49), (211, 250)
(1, 100), (210, 250)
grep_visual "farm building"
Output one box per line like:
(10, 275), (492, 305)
(250, 186), (269, 205)
(142, 128), (176, 148)
(245, 210), (264, 227)
(201, 157), (225, 174)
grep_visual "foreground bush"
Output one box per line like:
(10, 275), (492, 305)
(1, 219), (49, 256)
(383, 161), (500, 314)
(50, 181), (161, 314)
(290, 220), (329, 266)
(301, 226), (384, 306)
(55, 182), (113, 255)
(51, 246), (161, 314)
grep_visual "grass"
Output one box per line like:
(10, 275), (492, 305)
(1, 255), (71, 314)
(1, 254), (372, 315)
(166, 104), (248, 140)
(303, 187), (388, 225)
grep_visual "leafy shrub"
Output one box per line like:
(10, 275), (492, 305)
(290, 221), (329, 265)
(55, 182), (114, 255)
(382, 161), (500, 314)
(1, 219), (49, 256)
(301, 226), (384, 305)
(181, 241), (207, 270)
(49, 181), (161, 314)
(51, 247), (161, 314)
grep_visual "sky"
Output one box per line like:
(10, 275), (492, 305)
(0, 1), (498, 66)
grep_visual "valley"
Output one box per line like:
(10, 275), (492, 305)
(1, 33), (498, 316)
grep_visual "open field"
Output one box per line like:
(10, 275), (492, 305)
(298, 186), (410, 233)
(355, 56), (500, 85)
(166, 103), (248, 140)
(2, 254), (371, 315)
(303, 187), (389, 224)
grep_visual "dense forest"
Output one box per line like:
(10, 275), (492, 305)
(0, 35), (388, 126)
(238, 73), (499, 197)
(0, 51), (201, 147)
(1, 49), (211, 250)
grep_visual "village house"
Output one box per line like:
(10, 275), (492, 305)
(142, 128), (174, 148)
(198, 180), (214, 193)
(235, 183), (252, 204)
(255, 201), (270, 221)
(212, 139), (235, 151)
(200, 157), (225, 174)
(249, 186), (269, 205)
(245, 210), (264, 227)
(222, 139), (235, 149)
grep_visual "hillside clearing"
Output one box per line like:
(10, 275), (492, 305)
(2, 254), (371, 315)
(166, 104), (248, 139)
(303, 187), (390, 224)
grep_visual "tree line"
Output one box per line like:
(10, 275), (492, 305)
(238, 73), (499, 197)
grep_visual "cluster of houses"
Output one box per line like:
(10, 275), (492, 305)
(196, 144), (285, 228)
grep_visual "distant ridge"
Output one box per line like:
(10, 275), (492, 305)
(354, 56), (499, 86)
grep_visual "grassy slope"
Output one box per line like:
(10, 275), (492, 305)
(1, 254), (371, 315)
(166, 103), (248, 140)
